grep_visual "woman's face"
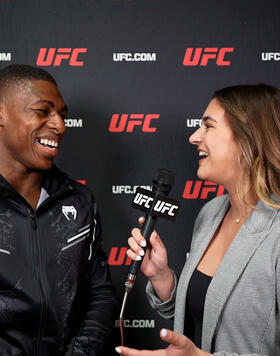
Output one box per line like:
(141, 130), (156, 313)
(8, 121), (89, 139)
(189, 98), (242, 190)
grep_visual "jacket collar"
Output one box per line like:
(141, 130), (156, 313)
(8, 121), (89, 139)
(0, 164), (73, 206)
(42, 164), (73, 196)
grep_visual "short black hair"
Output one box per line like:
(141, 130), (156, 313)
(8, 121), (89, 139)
(0, 64), (57, 97)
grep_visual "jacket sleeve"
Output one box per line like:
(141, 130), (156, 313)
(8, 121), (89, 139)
(65, 203), (117, 356)
(145, 269), (177, 319)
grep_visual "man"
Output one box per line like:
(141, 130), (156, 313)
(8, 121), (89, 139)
(0, 64), (116, 355)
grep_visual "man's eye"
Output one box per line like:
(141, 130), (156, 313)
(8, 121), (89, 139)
(36, 109), (49, 115)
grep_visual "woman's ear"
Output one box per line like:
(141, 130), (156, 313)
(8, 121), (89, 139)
(0, 104), (6, 127)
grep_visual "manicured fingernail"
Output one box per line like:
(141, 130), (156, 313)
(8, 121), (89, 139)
(140, 240), (146, 247)
(136, 255), (142, 261)
(139, 250), (144, 256)
(161, 328), (168, 338)
(115, 347), (122, 354)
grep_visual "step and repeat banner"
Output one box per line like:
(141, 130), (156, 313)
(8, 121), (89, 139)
(1, 0), (280, 352)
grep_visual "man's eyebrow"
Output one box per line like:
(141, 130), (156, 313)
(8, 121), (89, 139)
(31, 100), (68, 113)
(202, 116), (217, 123)
(32, 99), (54, 107)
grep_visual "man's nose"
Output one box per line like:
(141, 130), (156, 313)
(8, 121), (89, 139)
(48, 113), (66, 135)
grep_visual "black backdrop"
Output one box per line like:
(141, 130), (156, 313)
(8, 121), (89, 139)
(1, 0), (280, 352)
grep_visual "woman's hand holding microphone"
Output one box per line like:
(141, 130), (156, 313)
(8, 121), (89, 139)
(126, 217), (175, 302)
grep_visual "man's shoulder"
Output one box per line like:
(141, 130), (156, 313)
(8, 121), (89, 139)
(47, 165), (96, 202)
(69, 178), (94, 198)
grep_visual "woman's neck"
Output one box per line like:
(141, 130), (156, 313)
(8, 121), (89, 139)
(228, 190), (258, 223)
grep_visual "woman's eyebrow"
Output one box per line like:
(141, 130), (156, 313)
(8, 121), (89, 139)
(202, 116), (217, 123)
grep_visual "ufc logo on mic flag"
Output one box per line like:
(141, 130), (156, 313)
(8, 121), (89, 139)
(109, 114), (160, 133)
(183, 47), (234, 66)
(131, 187), (180, 221)
(36, 48), (87, 66)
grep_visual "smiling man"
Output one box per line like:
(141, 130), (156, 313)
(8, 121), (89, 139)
(0, 64), (116, 355)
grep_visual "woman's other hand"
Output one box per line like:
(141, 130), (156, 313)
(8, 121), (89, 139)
(115, 328), (212, 356)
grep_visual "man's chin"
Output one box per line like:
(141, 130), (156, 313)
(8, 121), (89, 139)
(28, 159), (55, 172)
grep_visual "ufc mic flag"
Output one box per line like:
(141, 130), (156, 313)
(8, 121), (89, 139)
(131, 187), (180, 221)
(120, 169), (181, 320)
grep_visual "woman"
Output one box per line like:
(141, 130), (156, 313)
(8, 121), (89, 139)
(116, 84), (280, 356)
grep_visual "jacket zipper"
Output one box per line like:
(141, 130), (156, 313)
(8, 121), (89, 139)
(31, 212), (47, 356)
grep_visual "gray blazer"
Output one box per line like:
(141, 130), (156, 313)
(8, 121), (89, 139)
(146, 194), (280, 356)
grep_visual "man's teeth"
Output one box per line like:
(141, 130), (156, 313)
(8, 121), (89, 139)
(38, 138), (58, 148)
(199, 151), (208, 158)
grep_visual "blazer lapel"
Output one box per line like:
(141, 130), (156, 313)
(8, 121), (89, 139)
(202, 199), (278, 352)
(174, 196), (230, 334)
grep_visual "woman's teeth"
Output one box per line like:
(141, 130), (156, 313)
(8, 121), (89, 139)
(199, 151), (208, 159)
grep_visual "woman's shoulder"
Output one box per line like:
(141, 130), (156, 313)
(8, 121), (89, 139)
(197, 193), (229, 219)
(191, 194), (229, 237)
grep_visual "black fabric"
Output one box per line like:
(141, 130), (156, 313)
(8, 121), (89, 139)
(184, 269), (212, 348)
(0, 165), (117, 355)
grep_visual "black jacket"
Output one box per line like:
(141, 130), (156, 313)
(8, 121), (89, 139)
(0, 165), (116, 355)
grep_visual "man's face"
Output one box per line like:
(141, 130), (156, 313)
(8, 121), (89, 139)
(0, 80), (67, 172)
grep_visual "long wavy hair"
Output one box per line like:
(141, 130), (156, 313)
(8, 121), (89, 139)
(213, 84), (280, 209)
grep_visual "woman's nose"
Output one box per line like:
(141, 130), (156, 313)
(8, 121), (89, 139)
(189, 127), (203, 145)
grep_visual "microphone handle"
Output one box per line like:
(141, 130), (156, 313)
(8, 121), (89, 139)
(128, 215), (157, 275)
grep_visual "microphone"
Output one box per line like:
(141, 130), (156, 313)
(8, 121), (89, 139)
(120, 169), (180, 319)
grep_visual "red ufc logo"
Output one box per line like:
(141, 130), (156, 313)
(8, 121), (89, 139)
(183, 181), (225, 199)
(109, 114), (159, 133)
(183, 47), (234, 66)
(36, 48), (87, 66)
(108, 247), (132, 266)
